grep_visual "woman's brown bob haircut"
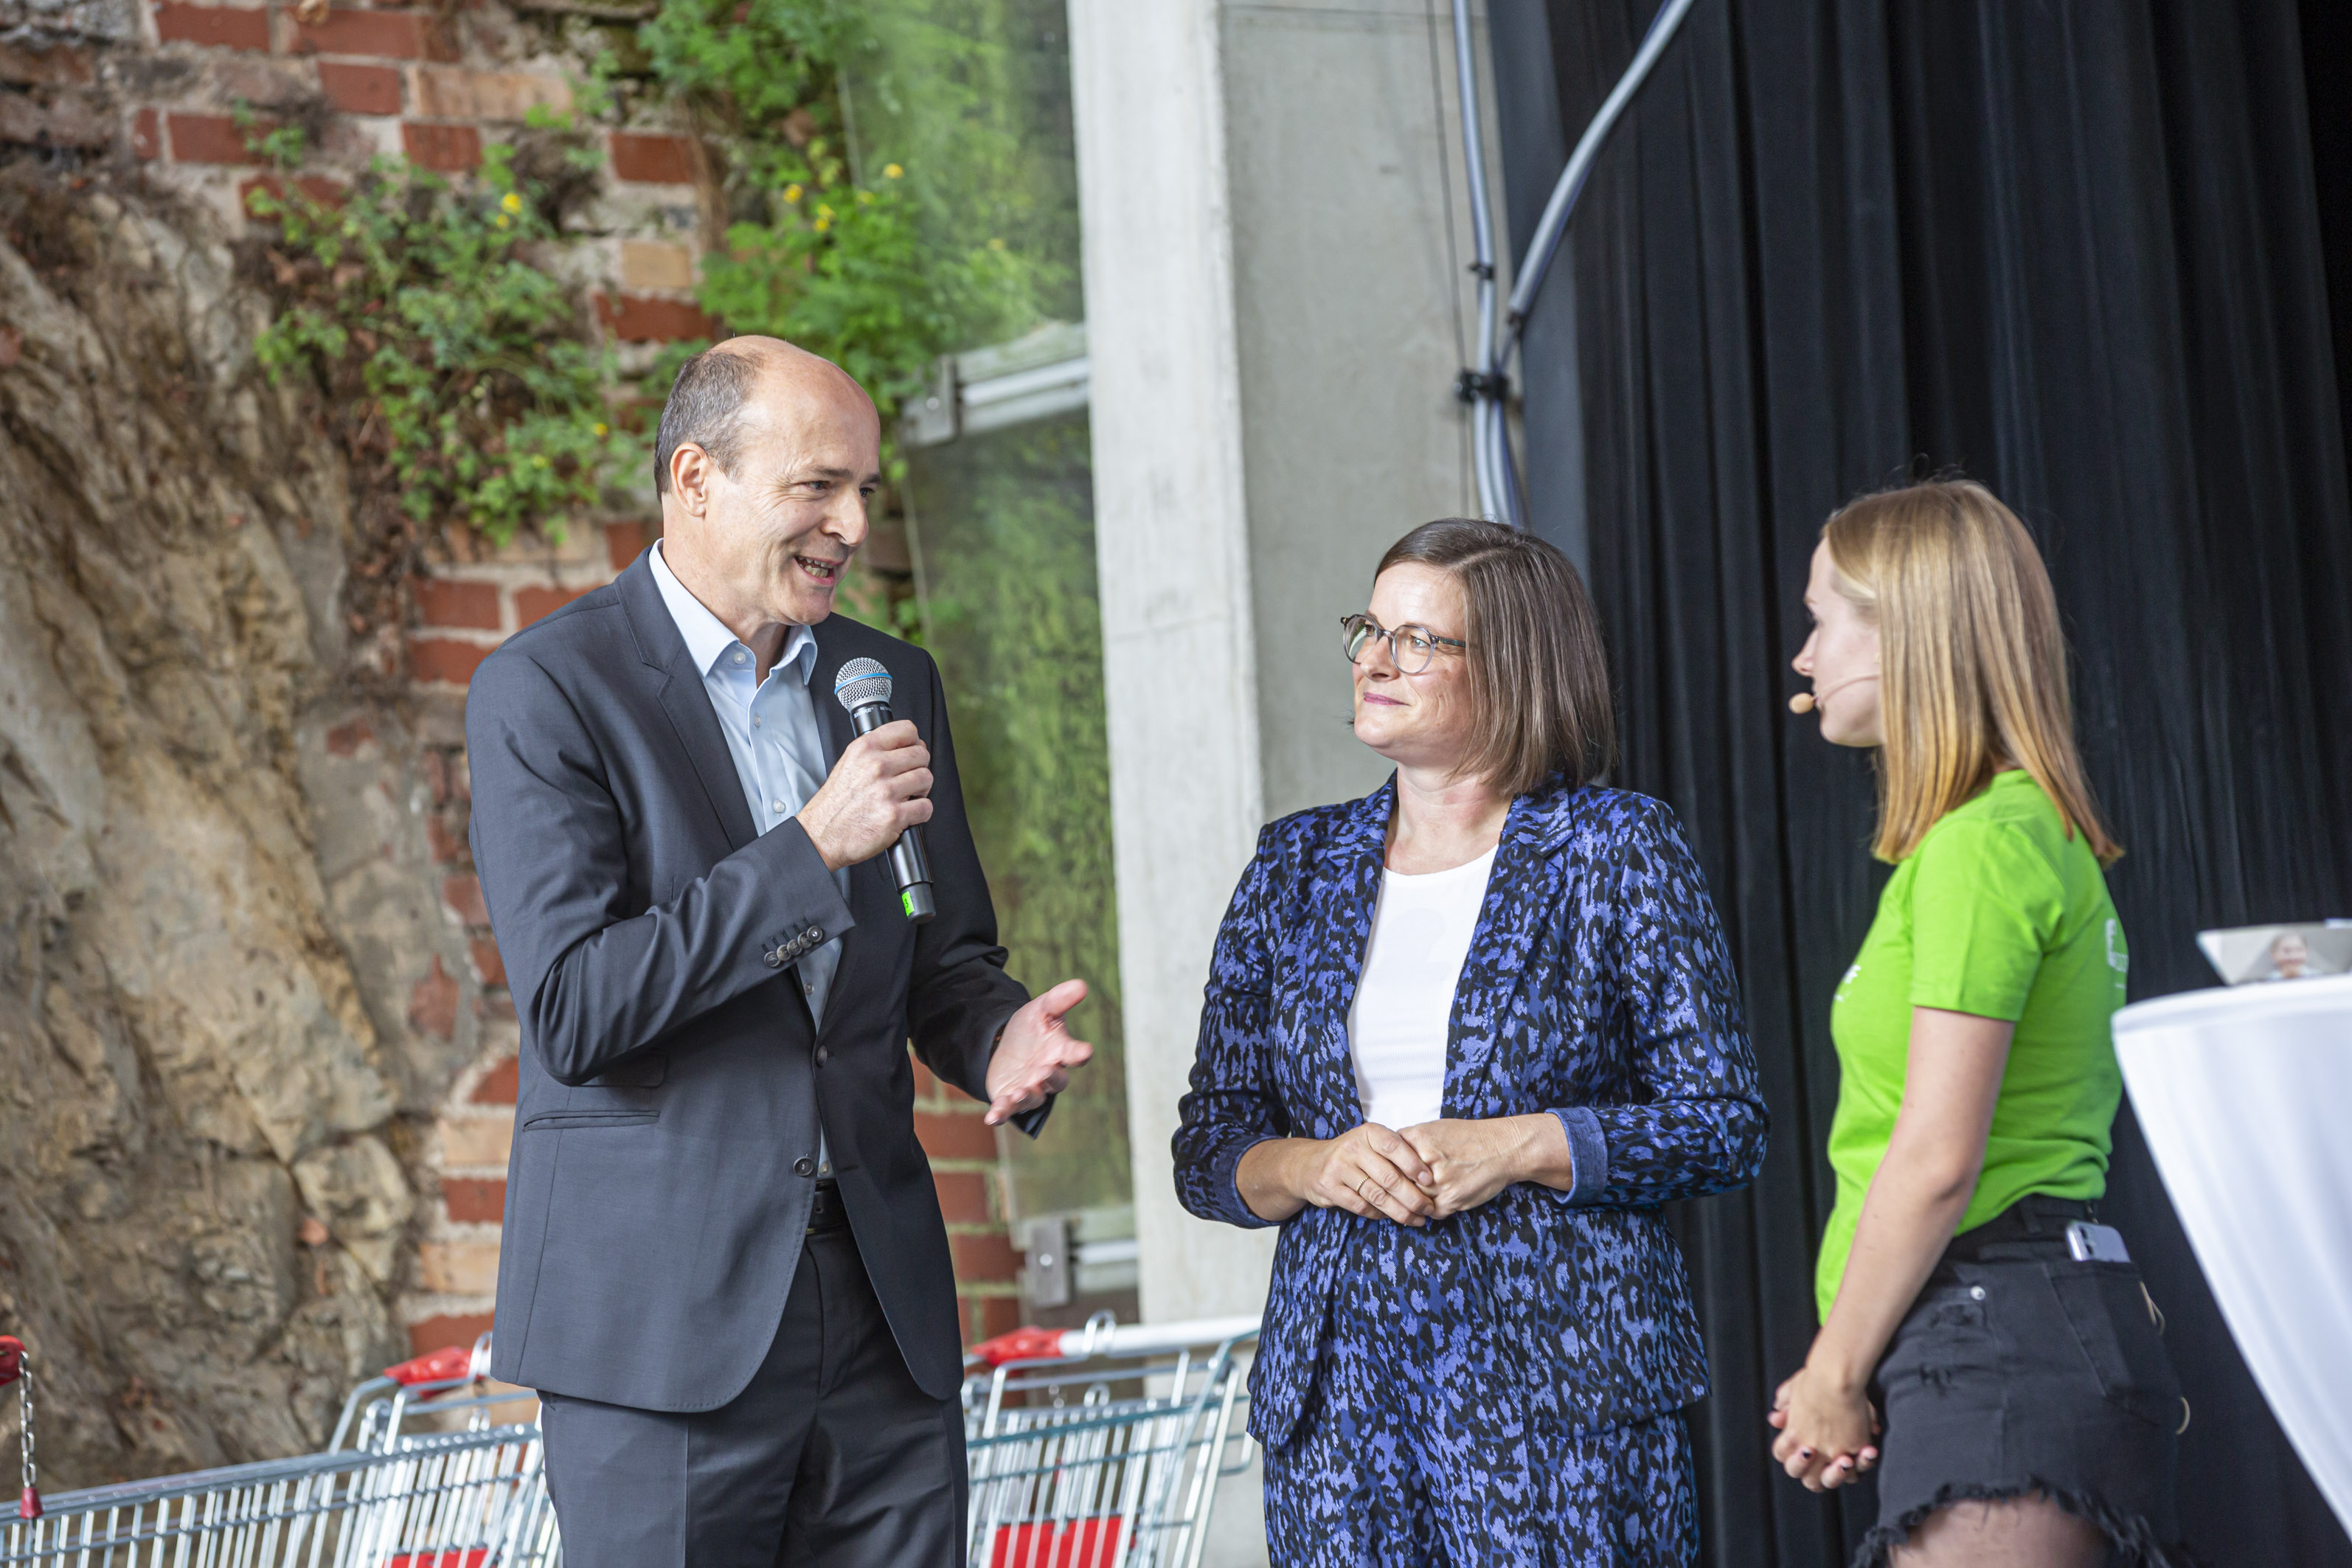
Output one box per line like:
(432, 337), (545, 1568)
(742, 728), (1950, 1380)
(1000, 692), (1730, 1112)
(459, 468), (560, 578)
(1375, 518), (1615, 797)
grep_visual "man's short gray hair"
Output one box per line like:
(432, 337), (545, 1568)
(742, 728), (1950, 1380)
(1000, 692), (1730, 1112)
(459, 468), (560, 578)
(653, 347), (760, 495)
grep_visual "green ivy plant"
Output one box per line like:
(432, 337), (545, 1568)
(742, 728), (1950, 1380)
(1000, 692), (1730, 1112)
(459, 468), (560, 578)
(244, 115), (642, 559)
(640, 0), (1036, 427)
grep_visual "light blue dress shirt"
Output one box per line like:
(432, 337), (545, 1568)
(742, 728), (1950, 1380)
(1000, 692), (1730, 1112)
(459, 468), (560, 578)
(650, 541), (847, 1171)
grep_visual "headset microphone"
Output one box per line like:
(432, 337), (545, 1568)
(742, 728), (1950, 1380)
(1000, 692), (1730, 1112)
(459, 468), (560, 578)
(1789, 673), (1879, 715)
(833, 657), (937, 923)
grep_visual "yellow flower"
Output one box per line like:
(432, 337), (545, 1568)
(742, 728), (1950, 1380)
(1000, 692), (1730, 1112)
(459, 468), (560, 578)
(883, 162), (903, 178)
(988, 236), (1007, 250)
(532, 454), (550, 468)
(500, 191), (523, 214)
(816, 203), (833, 220)
(495, 214), (511, 229)
(784, 183), (802, 202)
(814, 217), (831, 232)
(592, 422), (609, 437)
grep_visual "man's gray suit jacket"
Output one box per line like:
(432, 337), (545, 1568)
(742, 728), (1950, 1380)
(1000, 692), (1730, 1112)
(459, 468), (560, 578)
(465, 550), (1038, 1413)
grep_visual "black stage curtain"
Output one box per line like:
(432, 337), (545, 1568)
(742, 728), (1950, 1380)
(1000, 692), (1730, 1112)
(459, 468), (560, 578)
(1490, 2), (2352, 1563)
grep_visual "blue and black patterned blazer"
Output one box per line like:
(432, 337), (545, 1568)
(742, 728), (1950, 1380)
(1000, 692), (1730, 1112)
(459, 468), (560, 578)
(1174, 777), (1769, 1448)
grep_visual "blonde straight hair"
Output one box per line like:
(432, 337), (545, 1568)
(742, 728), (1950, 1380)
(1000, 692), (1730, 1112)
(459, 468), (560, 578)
(1822, 480), (2120, 865)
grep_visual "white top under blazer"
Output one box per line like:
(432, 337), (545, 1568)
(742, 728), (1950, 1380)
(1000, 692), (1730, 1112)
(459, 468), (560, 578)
(1347, 847), (1497, 1128)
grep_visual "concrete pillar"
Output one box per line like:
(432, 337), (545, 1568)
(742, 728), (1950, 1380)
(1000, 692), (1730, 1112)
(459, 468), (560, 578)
(1070, 0), (1503, 1331)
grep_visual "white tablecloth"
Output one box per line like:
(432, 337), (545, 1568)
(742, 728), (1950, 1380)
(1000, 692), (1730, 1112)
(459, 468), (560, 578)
(2114, 974), (2352, 1533)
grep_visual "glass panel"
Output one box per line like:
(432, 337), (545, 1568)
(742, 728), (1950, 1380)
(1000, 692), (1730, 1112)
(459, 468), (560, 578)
(902, 413), (1129, 1224)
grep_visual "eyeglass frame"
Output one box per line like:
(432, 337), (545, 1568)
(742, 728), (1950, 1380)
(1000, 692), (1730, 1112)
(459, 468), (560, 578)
(1340, 612), (1468, 676)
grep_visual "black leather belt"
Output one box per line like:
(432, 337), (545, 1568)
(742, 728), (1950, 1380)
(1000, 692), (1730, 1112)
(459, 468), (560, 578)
(1943, 1194), (2095, 1263)
(806, 1179), (847, 1234)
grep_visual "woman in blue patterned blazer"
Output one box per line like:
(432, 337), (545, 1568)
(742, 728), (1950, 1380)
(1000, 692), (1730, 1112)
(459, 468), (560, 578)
(1174, 518), (1769, 1566)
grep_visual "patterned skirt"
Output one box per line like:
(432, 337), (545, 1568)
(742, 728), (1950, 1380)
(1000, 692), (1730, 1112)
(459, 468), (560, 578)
(1262, 1214), (1698, 1567)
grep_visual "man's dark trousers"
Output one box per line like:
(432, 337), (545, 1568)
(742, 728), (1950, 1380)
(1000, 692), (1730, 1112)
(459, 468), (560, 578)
(536, 1194), (967, 1564)
(464, 552), (1041, 1561)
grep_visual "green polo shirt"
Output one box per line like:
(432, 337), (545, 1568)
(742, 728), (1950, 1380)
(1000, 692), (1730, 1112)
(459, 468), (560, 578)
(1816, 769), (2129, 1321)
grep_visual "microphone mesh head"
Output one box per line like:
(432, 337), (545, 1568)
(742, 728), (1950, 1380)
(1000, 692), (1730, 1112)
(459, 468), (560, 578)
(834, 656), (892, 712)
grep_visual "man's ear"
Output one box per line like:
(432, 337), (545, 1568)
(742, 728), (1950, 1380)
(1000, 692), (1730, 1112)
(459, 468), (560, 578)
(669, 443), (714, 515)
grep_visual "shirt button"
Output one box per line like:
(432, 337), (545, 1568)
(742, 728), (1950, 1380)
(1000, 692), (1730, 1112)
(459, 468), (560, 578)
(794, 1156), (816, 1178)
(772, 800), (786, 814)
(732, 651), (747, 665)
(1969, 1286), (1987, 1301)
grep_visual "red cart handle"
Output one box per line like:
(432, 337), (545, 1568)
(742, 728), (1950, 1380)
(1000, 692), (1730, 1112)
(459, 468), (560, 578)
(1, 1336), (34, 1519)
(970, 1325), (1070, 1367)
(382, 1343), (479, 1386)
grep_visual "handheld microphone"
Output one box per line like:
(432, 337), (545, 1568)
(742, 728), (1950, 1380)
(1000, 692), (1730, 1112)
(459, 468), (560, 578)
(833, 657), (937, 923)
(1789, 672), (1879, 715)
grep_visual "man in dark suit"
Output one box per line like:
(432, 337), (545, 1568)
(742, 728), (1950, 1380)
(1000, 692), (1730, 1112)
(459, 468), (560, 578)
(465, 336), (1092, 1564)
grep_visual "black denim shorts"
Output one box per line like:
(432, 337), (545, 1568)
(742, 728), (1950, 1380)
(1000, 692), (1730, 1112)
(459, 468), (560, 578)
(1857, 1196), (2193, 1567)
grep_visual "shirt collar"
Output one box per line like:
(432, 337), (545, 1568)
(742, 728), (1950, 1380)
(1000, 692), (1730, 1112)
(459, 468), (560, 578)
(650, 538), (817, 686)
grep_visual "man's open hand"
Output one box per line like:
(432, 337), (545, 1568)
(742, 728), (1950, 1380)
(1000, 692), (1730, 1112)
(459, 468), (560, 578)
(985, 979), (1095, 1126)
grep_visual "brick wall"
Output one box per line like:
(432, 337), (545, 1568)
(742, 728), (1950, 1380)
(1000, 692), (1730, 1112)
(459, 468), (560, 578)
(25, 0), (716, 359)
(15, 0), (1027, 1363)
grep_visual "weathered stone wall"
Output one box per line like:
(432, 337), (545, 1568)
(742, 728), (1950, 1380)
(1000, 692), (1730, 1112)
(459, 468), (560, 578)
(0, 170), (467, 1483)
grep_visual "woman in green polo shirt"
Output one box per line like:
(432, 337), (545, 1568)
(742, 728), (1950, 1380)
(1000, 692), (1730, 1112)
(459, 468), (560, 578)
(1767, 481), (2188, 1567)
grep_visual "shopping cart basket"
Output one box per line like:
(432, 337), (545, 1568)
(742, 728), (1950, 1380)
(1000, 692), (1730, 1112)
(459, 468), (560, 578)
(961, 1312), (1260, 1568)
(0, 1307), (1263, 1568)
(0, 1333), (558, 1567)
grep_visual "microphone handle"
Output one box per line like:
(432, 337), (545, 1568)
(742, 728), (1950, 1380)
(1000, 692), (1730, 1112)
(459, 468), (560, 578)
(850, 700), (938, 923)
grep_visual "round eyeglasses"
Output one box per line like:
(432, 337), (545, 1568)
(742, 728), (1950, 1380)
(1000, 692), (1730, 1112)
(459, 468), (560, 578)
(1340, 613), (1467, 676)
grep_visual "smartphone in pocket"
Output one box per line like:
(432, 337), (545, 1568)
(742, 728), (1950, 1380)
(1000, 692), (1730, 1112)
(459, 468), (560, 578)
(2067, 1221), (2131, 1263)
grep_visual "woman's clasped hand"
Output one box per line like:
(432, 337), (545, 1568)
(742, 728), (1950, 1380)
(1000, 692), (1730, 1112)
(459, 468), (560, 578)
(1276, 1122), (1437, 1224)
(1252, 1114), (1576, 1226)
(1767, 1363), (1881, 1491)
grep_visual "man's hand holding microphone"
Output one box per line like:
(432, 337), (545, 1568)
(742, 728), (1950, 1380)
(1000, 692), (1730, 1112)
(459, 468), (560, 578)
(794, 717), (1093, 1128)
(797, 717), (934, 875)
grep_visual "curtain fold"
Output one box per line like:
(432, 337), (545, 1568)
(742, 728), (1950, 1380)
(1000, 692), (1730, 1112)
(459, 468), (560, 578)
(1499, 2), (2352, 1562)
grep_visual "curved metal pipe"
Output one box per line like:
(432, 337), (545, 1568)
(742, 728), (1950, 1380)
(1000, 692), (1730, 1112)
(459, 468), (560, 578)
(1505, 0), (1698, 329)
(1449, 0), (1508, 522)
(1446, 0), (1701, 527)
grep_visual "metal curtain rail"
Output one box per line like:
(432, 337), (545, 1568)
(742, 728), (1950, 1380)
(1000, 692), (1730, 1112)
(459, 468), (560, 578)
(1450, 0), (1701, 527)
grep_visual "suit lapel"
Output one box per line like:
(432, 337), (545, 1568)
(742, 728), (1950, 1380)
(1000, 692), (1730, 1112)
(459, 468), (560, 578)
(1446, 788), (1564, 1098)
(810, 622), (876, 1050)
(808, 627), (853, 774)
(1312, 783), (1392, 1129)
(617, 556), (757, 852)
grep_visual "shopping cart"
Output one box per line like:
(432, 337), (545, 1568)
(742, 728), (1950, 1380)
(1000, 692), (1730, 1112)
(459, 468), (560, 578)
(0, 1309), (1262, 1568)
(960, 1313), (1260, 1568)
(0, 1333), (558, 1567)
